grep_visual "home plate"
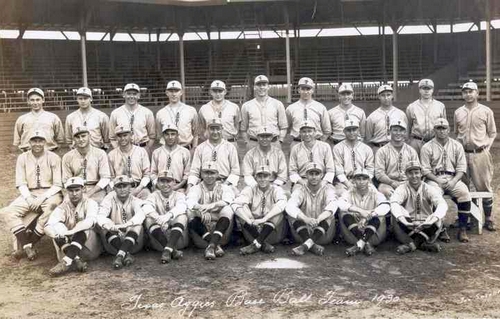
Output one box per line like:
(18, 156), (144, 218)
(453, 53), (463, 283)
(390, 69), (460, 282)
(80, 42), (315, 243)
(253, 258), (309, 269)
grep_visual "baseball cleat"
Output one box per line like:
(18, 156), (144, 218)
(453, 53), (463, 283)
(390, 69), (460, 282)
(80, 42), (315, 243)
(438, 228), (451, 243)
(161, 249), (172, 264)
(240, 243), (260, 255)
(484, 220), (497, 232)
(420, 242), (441, 253)
(205, 244), (216, 260)
(215, 245), (225, 257)
(291, 244), (308, 256)
(49, 261), (72, 277)
(24, 246), (38, 261)
(261, 242), (275, 254)
(345, 245), (361, 257)
(113, 255), (125, 269)
(363, 242), (376, 256)
(457, 228), (469, 243)
(310, 244), (325, 256)
(172, 249), (183, 260)
(10, 249), (24, 260)
(396, 242), (417, 255)
(123, 253), (135, 266)
(73, 258), (88, 272)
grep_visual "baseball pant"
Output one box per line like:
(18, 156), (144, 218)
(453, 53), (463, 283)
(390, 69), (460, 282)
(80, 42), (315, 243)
(188, 206), (235, 248)
(145, 214), (189, 251)
(393, 215), (442, 245)
(237, 206), (286, 245)
(50, 228), (102, 262)
(465, 150), (494, 218)
(288, 214), (336, 246)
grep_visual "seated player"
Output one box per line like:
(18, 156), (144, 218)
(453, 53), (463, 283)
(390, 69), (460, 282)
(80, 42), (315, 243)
(186, 162), (235, 260)
(1, 131), (63, 261)
(337, 169), (390, 257)
(97, 175), (146, 269)
(44, 177), (101, 276)
(286, 162), (338, 256)
(391, 161), (448, 254)
(232, 165), (287, 255)
(142, 170), (189, 264)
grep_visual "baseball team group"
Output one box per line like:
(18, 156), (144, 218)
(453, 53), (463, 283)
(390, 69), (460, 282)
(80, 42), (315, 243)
(1, 74), (496, 277)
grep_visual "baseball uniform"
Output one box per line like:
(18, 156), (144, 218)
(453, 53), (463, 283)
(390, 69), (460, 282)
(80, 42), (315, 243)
(286, 99), (331, 141)
(333, 140), (374, 183)
(199, 100), (241, 142)
(13, 110), (65, 151)
(289, 140), (336, 184)
(156, 102), (199, 148)
(151, 145), (191, 186)
(242, 145), (288, 187)
(365, 106), (407, 150)
(328, 104), (367, 143)
(109, 104), (156, 148)
(406, 99), (446, 153)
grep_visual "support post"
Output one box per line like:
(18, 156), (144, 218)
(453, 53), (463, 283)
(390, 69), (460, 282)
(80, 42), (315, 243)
(80, 32), (88, 87)
(392, 25), (398, 101)
(285, 7), (292, 104)
(179, 33), (185, 102)
(486, 0), (492, 101)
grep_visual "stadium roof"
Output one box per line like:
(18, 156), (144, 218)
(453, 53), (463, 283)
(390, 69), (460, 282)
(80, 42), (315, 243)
(0, 0), (498, 33)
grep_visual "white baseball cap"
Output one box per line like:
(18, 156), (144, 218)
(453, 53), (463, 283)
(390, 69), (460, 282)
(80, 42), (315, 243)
(305, 162), (324, 173)
(65, 177), (85, 189)
(255, 165), (272, 175)
(72, 126), (89, 137)
(389, 118), (407, 130)
(29, 130), (46, 141)
(123, 83), (140, 92)
(115, 124), (132, 135)
(338, 83), (354, 94)
(418, 79), (434, 88)
(298, 77), (314, 88)
(210, 80), (226, 90)
(254, 75), (269, 84)
(352, 168), (371, 179)
(162, 123), (179, 133)
(405, 160), (422, 172)
(462, 82), (478, 91)
(207, 118), (223, 127)
(299, 121), (316, 130)
(113, 175), (133, 186)
(256, 126), (277, 136)
(167, 80), (182, 90)
(201, 161), (219, 173)
(76, 87), (92, 97)
(377, 84), (393, 95)
(433, 118), (449, 128)
(27, 88), (44, 98)
(344, 118), (360, 129)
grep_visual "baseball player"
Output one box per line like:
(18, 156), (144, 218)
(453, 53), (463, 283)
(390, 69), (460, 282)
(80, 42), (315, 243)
(374, 119), (419, 199)
(156, 80), (199, 151)
(406, 79), (446, 153)
(421, 118), (471, 243)
(454, 81), (497, 231)
(232, 165), (287, 255)
(242, 126), (287, 187)
(328, 83), (367, 144)
(289, 121), (336, 186)
(286, 77), (331, 149)
(186, 161), (235, 260)
(44, 177), (101, 276)
(107, 124), (151, 200)
(333, 118), (374, 192)
(62, 126), (111, 203)
(198, 80), (240, 146)
(1, 130), (63, 260)
(240, 75), (288, 150)
(97, 175), (146, 269)
(286, 162), (339, 256)
(365, 84), (408, 153)
(65, 87), (110, 150)
(187, 118), (240, 190)
(142, 170), (189, 264)
(337, 169), (390, 257)
(13, 88), (64, 152)
(391, 161), (448, 254)
(109, 83), (156, 156)
(151, 123), (191, 192)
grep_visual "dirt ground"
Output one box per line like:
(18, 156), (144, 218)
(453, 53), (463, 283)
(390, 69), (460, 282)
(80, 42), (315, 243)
(1, 147), (500, 319)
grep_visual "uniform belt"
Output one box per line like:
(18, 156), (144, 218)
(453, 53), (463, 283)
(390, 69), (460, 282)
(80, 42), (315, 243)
(226, 138), (236, 142)
(371, 141), (388, 148)
(411, 135), (431, 142)
(181, 144), (192, 150)
(435, 171), (455, 176)
(85, 182), (97, 186)
(249, 137), (258, 142)
(465, 146), (486, 154)
(293, 137), (301, 142)
(331, 138), (343, 145)
(131, 181), (140, 188)
(136, 142), (148, 147)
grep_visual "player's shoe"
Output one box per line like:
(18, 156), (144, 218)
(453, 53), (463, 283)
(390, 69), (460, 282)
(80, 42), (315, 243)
(24, 246), (37, 261)
(363, 242), (376, 256)
(457, 228), (469, 243)
(240, 243), (260, 255)
(484, 220), (497, 232)
(215, 245), (225, 257)
(291, 244), (309, 256)
(10, 249), (24, 260)
(310, 244), (325, 256)
(261, 242), (275, 254)
(49, 261), (72, 277)
(73, 258), (88, 272)
(172, 249), (183, 260)
(123, 253), (135, 266)
(205, 244), (216, 260)
(161, 249), (172, 264)
(420, 242), (441, 253)
(113, 255), (125, 269)
(396, 242), (417, 255)
(345, 245), (361, 257)
(438, 228), (451, 243)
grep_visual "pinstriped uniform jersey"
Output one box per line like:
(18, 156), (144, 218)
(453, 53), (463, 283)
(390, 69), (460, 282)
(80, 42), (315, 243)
(13, 110), (65, 151)
(391, 182), (447, 222)
(241, 97), (288, 141)
(285, 182), (337, 219)
(108, 145), (151, 184)
(420, 138), (467, 176)
(332, 140), (374, 183)
(156, 103), (199, 146)
(338, 185), (390, 218)
(186, 181), (235, 209)
(16, 150), (62, 189)
(199, 100), (241, 140)
(97, 192), (145, 226)
(454, 103), (497, 150)
(109, 104), (156, 148)
(242, 146), (288, 185)
(406, 99), (446, 140)
(65, 108), (110, 148)
(289, 141), (335, 183)
(151, 145), (191, 184)
(46, 197), (98, 231)
(286, 100), (332, 139)
(374, 143), (419, 182)
(143, 190), (187, 220)
(328, 104), (367, 140)
(232, 185), (287, 219)
(365, 106), (407, 144)
(62, 146), (111, 184)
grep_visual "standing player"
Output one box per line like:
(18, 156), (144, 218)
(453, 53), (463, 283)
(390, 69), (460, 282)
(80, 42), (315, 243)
(198, 80), (240, 147)
(232, 165), (287, 255)
(107, 124), (151, 199)
(333, 118), (374, 191)
(156, 80), (199, 151)
(242, 126), (287, 187)
(65, 87), (110, 150)
(289, 121), (336, 186)
(391, 161), (448, 254)
(186, 162), (235, 260)
(328, 83), (367, 145)
(240, 75), (288, 150)
(97, 176), (146, 269)
(286, 163), (339, 256)
(151, 123), (191, 192)
(188, 118), (240, 190)
(374, 119), (419, 199)
(365, 85), (407, 153)
(454, 81), (497, 231)
(406, 79), (446, 153)
(1, 131), (63, 260)
(421, 118), (471, 243)
(338, 169), (390, 257)
(286, 77), (331, 149)
(62, 126), (111, 203)
(142, 170), (189, 264)
(44, 177), (101, 276)
(109, 83), (156, 156)
(13, 88), (64, 152)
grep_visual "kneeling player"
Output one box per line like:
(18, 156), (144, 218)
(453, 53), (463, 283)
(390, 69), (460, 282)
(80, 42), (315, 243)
(44, 177), (101, 276)
(187, 162), (235, 260)
(286, 163), (338, 256)
(97, 175), (146, 269)
(337, 169), (390, 257)
(232, 165), (287, 255)
(142, 170), (189, 264)
(391, 161), (448, 254)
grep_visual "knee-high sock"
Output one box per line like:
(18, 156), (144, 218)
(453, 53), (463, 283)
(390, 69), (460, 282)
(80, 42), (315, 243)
(64, 231), (87, 260)
(256, 223), (275, 244)
(483, 198), (493, 218)
(457, 201), (471, 228)
(166, 223), (184, 250)
(362, 218), (380, 241)
(343, 214), (362, 239)
(210, 217), (230, 246)
(412, 224), (439, 247)
(119, 230), (139, 254)
(189, 217), (210, 241)
(293, 220), (311, 242)
(312, 220), (329, 243)
(106, 232), (122, 250)
(243, 223), (260, 240)
(150, 225), (168, 247)
(13, 226), (30, 248)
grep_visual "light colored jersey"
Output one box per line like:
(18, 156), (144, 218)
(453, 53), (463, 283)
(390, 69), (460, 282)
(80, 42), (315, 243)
(365, 106), (407, 144)
(285, 182), (337, 219)
(391, 182), (447, 222)
(13, 110), (64, 150)
(338, 185), (389, 217)
(286, 99), (331, 139)
(62, 146), (111, 185)
(420, 138), (467, 176)
(16, 150), (62, 189)
(328, 104), (366, 140)
(65, 108), (110, 148)
(374, 143), (419, 182)
(151, 145), (191, 184)
(143, 190), (187, 220)
(97, 192), (145, 226)
(289, 141), (335, 183)
(232, 184), (287, 219)
(241, 97), (288, 141)
(156, 103), (199, 146)
(454, 103), (497, 150)
(199, 100), (240, 140)
(406, 99), (446, 140)
(109, 104), (156, 147)
(108, 145), (151, 186)
(242, 146), (288, 186)
(332, 140), (374, 182)
(46, 197), (98, 231)
(186, 181), (235, 209)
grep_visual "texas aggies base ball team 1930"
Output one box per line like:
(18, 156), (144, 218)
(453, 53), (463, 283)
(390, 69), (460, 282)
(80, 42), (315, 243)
(1, 76), (496, 276)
